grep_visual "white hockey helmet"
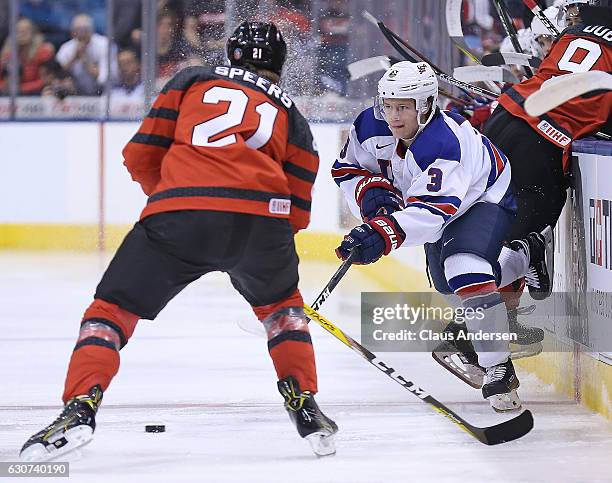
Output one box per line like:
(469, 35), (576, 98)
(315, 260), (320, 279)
(375, 61), (438, 133)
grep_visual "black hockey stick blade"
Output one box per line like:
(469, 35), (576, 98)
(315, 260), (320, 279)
(470, 409), (534, 445)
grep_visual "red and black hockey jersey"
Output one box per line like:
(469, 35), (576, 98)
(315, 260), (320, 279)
(499, 23), (612, 171)
(122, 65), (319, 232)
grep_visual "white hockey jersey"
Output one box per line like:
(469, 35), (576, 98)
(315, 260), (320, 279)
(332, 107), (516, 246)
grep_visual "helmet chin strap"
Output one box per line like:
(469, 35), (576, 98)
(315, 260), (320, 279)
(400, 102), (435, 146)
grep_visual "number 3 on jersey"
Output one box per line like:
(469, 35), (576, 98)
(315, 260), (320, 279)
(192, 86), (279, 149)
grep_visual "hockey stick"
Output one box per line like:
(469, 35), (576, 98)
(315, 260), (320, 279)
(482, 52), (542, 69)
(362, 11), (499, 101)
(445, 0), (482, 65)
(347, 55), (396, 80)
(348, 56), (471, 106)
(492, 0), (534, 77)
(521, 0), (560, 36)
(304, 304), (534, 445)
(311, 250), (356, 310)
(445, 0), (501, 93)
(524, 71), (612, 116)
(454, 65), (520, 84)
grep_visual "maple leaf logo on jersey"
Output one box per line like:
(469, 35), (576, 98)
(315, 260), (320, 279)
(417, 64), (427, 74)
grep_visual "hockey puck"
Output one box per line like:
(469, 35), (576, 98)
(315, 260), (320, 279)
(145, 425), (165, 433)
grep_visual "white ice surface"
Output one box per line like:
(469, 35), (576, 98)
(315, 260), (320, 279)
(1, 252), (611, 483)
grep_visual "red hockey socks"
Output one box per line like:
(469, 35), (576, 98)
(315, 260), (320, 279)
(253, 290), (318, 393)
(62, 299), (139, 403)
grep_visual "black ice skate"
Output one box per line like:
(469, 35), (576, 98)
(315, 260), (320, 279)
(508, 306), (544, 359)
(432, 322), (485, 389)
(277, 376), (338, 457)
(511, 226), (554, 301)
(482, 359), (521, 413)
(20, 385), (102, 462)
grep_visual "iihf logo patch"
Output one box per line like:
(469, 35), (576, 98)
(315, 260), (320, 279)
(388, 69), (398, 78)
(233, 48), (243, 60)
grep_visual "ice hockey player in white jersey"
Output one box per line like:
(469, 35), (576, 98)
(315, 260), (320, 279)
(333, 61), (551, 412)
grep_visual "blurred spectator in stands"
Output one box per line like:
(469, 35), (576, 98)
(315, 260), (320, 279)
(460, 0), (496, 55)
(113, 0), (142, 50)
(39, 58), (77, 100)
(157, 9), (192, 85)
(114, 0), (184, 51)
(274, 0), (311, 38)
(0, 17), (55, 95)
(0, 1), (8, 48)
(56, 13), (118, 96)
(19, 0), (107, 49)
(318, 0), (349, 95)
(184, 0), (226, 65)
(264, 0), (315, 96)
(111, 48), (143, 99)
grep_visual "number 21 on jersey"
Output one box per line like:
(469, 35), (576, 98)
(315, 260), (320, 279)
(191, 86), (279, 149)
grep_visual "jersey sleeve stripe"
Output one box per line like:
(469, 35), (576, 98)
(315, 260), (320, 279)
(285, 176), (313, 203)
(147, 107), (179, 121)
(285, 145), (318, 172)
(283, 161), (317, 183)
(331, 166), (371, 178)
(405, 201), (453, 221)
(289, 206), (310, 231)
(333, 173), (359, 186)
(139, 117), (176, 139)
(407, 195), (462, 209)
(482, 136), (509, 188)
(130, 133), (174, 148)
(332, 160), (362, 169)
(290, 194), (311, 212)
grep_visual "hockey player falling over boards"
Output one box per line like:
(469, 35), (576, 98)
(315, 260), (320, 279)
(333, 61), (553, 412)
(20, 22), (337, 462)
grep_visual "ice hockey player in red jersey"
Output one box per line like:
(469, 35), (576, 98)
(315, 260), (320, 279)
(20, 22), (337, 461)
(482, 3), (612, 336)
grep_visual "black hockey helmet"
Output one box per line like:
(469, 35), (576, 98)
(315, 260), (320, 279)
(226, 22), (287, 76)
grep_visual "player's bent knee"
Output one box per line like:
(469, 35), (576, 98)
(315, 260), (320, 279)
(81, 299), (140, 348)
(444, 253), (498, 300)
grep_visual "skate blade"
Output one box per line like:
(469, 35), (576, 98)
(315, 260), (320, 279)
(432, 351), (484, 389)
(487, 389), (522, 413)
(305, 432), (336, 457)
(20, 426), (93, 462)
(511, 342), (543, 360)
